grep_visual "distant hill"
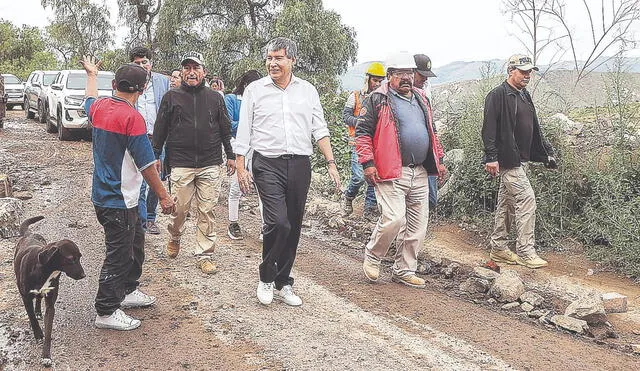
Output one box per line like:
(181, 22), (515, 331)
(339, 57), (640, 92)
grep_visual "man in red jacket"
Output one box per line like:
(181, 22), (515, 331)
(356, 52), (445, 288)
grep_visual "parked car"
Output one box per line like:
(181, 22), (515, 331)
(45, 70), (114, 141)
(1, 73), (25, 110)
(24, 70), (59, 123)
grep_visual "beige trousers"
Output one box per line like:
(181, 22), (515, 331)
(490, 165), (537, 256)
(168, 166), (223, 259)
(365, 166), (430, 276)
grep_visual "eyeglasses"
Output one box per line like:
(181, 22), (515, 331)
(390, 70), (414, 78)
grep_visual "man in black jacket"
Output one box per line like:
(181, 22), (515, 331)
(482, 54), (556, 269)
(153, 51), (235, 274)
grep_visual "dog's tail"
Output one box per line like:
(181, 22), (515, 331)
(19, 216), (45, 236)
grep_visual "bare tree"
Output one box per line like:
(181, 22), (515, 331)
(503, 0), (568, 66)
(118, 0), (162, 50)
(41, 0), (114, 67)
(503, 0), (640, 85)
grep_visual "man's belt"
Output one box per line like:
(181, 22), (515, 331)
(278, 154), (305, 160)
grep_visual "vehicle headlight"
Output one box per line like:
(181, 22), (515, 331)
(78, 109), (87, 118)
(64, 96), (84, 106)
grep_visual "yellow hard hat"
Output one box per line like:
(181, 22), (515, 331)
(366, 62), (386, 77)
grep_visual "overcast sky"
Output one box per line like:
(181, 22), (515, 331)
(2, 0), (638, 68)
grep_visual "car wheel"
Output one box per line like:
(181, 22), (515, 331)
(57, 109), (72, 141)
(38, 100), (46, 123)
(45, 105), (57, 133)
(7, 104), (13, 110)
(25, 98), (35, 119)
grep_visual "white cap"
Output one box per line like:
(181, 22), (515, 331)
(385, 51), (417, 70)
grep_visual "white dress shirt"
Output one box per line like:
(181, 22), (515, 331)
(234, 75), (330, 158)
(136, 79), (157, 135)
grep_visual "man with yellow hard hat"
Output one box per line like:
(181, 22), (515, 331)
(342, 62), (385, 219)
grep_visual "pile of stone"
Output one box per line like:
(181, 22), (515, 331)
(0, 173), (32, 238)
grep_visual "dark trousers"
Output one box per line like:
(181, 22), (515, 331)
(94, 206), (145, 316)
(252, 152), (311, 289)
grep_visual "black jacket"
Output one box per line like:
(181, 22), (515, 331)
(482, 81), (553, 169)
(153, 81), (234, 169)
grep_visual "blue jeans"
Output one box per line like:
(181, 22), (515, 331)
(138, 147), (166, 227)
(428, 175), (438, 209)
(344, 146), (377, 208)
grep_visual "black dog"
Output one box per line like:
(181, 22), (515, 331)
(14, 216), (86, 367)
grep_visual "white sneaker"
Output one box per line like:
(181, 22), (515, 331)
(121, 289), (156, 308)
(274, 285), (303, 306)
(95, 309), (141, 330)
(256, 281), (274, 305)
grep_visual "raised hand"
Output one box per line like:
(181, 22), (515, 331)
(79, 55), (102, 75)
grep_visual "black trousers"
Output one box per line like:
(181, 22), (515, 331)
(252, 152), (311, 289)
(94, 206), (145, 316)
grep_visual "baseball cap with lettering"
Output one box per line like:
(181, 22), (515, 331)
(414, 54), (436, 77)
(508, 54), (539, 71)
(114, 63), (148, 93)
(181, 51), (205, 67)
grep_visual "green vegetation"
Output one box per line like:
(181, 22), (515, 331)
(0, 21), (58, 80)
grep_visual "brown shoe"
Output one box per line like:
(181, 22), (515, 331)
(392, 274), (426, 288)
(518, 254), (548, 269)
(166, 240), (180, 258)
(197, 259), (217, 274)
(362, 259), (380, 282)
(489, 249), (521, 265)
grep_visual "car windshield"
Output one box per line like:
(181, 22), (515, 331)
(3, 75), (21, 84)
(66, 74), (113, 90)
(43, 74), (57, 86)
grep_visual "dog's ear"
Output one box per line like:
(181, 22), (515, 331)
(38, 243), (59, 266)
(56, 239), (81, 259)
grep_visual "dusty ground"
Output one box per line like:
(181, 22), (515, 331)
(1, 109), (639, 370)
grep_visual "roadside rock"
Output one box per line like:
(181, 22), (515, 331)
(565, 295), (608, 325)
(443, 262), (460, 279)
(459, 277), (490, 294)
(552, 113), (584, 136)
(473, 266), (500, 281)
(528, 310), (549, 319)
(550, 315), (590, 335)
(520, 302), (534, 312)
(0, 173), (12, 198)
(489, 269), (525, 303)
(501, 302), (520, 310)
(520, 291), (544, 307)
(0, 197), (23, 238)
(416, 260), (435, 275)
(601, 292), (627, 314)
(11, 191), (33, 200)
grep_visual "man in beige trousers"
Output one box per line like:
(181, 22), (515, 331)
(153, 52), (235, 274)
(482, 54), (557, 269)
(356, 52), (445, 288)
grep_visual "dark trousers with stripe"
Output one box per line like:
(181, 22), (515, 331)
(94, 206), (145, 316)
(252, 152), (311, 290)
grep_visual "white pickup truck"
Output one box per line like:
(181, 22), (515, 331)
(45, 70), (114, 141)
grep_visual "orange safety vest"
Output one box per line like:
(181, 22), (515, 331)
(348, 91), (362, 138)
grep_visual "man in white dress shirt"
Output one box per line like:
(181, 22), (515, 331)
(235, 37), (341, 307)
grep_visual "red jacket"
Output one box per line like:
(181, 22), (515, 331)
(355, 82), (444, 181)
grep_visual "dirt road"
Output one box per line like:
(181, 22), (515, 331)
(1, 110), (638, 370)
